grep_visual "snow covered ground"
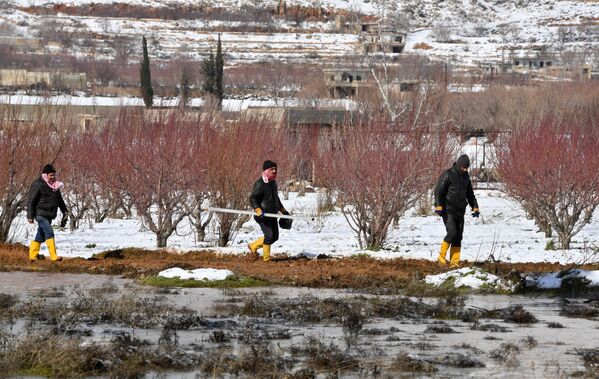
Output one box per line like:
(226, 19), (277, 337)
(0, 94), (357, 111)
(2, 0), (597, 66)
(12, 189), (599, 265)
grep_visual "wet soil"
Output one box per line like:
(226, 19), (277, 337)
(1, 243), (597, 289)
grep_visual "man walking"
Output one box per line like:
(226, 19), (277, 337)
(248, 160), (289, 262)
(27, 164), (69, 262)
(434, 154), (480, 269)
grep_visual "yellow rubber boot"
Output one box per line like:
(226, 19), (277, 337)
(449, 246), (461, 269)
(437, 241), (450, 265)
(29, 241), (41, 261)
(248, 237), (264, 254)
(46, 238), (62, 262)
(262, 244), (271, 262)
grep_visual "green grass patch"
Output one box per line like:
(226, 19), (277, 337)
(140, 275), (269, 288)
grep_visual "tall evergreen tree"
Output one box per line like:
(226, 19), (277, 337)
(140, 36), (153, 108)
(215, 33), (224, 101)
(202, 50), (215, 95)
(179, 67), (191, 108)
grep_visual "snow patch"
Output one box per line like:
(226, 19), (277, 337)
(525, 269), (599, 289)
(425, 267), (508, 290)
(158, 267), (234, 281)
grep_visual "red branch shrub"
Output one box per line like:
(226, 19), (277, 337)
(202, 119), (288, 247)
(0, 105), (70, 242)
(318, 121), (452, 250)
(496, 114), (599, 249)
(97, 110), (204, 248)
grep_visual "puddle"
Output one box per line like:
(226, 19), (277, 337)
(1, 272), (597, 378)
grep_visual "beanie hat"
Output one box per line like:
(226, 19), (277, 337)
(263, 160), (277, 171)
(42, 164), (56, 174)
(456, 154), (470, 168)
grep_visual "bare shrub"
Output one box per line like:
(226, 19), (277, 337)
(318, 121), (451, 250)
(97, 110), (204, 247)
(496, 111), (599, 249)
(202, 119), (289, 247)
(0, 105), (72, 242)
(432, 22), (452, 42)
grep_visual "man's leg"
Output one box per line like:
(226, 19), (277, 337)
(30, 221), (46, 261)
(449, 213), (465, 269)
(261, 219), (277, 262)
(36, 216), (61, 261)
(439, 213), (456, 265)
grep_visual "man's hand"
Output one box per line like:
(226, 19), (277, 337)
(254, 208), (264, 219)
(280, 208), (290, 216)
(472, 208), (480, 218)
(60, 214), (68, 228)
(27, 219), (34, 224)
(434, 206), (443, 216)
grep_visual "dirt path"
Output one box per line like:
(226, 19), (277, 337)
(1, 244), (596, 288)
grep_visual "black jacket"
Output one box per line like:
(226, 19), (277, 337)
(434, 165), (478, 214)
(26, 177), (67, 220)
(249, 178), (283, 214)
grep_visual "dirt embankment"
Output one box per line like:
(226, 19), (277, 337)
(0, 244), (594, 288)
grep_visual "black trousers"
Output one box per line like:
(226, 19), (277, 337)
(255, 216), (279, 245)
(442, 212), (464, 247)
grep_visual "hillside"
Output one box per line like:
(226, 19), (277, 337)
(1, 0), (597, 67)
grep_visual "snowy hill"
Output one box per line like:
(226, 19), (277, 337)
(1, 0), (597, 66)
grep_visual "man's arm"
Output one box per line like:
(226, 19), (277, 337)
(466, 178), (478, 209)
(434, 171), (450, 209)
(249, 180), (264, 213)
(26, 183), (40, 221)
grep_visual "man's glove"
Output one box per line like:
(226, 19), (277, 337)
(60, 213), (69, 228)
(472, 208), (480, 218)
(280, 208), (290, 216)
(434, 206), (443, 216)
(254, 208), (264, 219)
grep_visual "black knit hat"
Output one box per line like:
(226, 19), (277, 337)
(263, 160), (277, 171)
(456, 154), (470, 168)
(42, 164), (56, 174)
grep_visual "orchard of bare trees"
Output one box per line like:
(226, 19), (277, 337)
(0, 82), (598, 252)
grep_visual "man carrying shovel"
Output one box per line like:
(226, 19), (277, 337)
(248, 160), (290, 262)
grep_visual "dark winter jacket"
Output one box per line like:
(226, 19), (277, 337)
(434, 164), (478, 214)
(26, 177), (67, 220)
(249, 178), (284, 214)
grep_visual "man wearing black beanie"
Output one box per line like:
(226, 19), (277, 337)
(434, 154), (480, 269)
(248, 160), (289, 262)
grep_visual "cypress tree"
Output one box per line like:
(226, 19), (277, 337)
(179, 68), (191, 108)
(140, 35), (153, 108)
(215, 33), (224, 101)
(202, 50), (215, 95)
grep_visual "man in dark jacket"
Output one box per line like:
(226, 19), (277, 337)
(248, 160), (289, 262)
(434, 154), (479, 269)
(27, 164), (69, 262)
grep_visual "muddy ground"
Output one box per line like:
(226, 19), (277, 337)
(1, 243), (597, 289)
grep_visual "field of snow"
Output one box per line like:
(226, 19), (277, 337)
(12, 188), (599, 265)
(2, 0), (597, 66)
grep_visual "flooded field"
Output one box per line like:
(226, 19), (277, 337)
(0, 272), (598, 378)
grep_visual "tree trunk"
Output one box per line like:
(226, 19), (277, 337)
(0, 210), (17, 243)
(558, 232), (571, 250)
(196, 228), (206, 243)
(156, 234), (168, 248)
(298, 180), (306, 197)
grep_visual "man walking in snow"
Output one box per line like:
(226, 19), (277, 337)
(27, 164), (69, 262)
(248, 160), (289, 262)
(434, 154), (480, 269)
